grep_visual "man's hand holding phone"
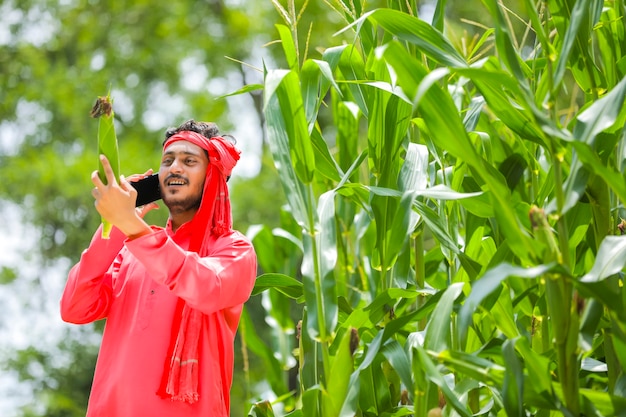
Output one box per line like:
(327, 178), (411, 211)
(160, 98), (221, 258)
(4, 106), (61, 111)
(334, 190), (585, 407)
(129, 172), (162, 207)
(92, 156), (156, 237)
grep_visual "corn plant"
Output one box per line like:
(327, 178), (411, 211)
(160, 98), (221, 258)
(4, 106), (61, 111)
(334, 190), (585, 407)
(244, 0), (626, 415)
(90, 93), (120, 239)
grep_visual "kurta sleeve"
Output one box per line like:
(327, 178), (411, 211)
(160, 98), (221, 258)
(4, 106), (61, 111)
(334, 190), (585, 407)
(60, 225), (126, 324)
(125, 228), (257, 315)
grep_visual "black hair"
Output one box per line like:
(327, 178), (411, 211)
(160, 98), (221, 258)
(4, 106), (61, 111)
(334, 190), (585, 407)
(163, 119), (236, 146)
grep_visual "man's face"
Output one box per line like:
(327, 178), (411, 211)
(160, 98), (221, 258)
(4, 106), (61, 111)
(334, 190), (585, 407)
(159, 140), (209, 216)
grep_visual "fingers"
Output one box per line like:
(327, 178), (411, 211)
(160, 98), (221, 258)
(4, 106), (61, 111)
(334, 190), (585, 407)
(91, 169), (104, 189)
(119, 175), (135, 193)
(91, 155), (114, 189)
(99, 154), (118, 187)
(119, 175), (139, 202)
(123, 169), (154, 183)
(126, 174), (143, 183)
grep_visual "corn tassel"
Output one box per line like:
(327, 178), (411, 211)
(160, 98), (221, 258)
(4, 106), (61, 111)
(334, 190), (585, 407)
(90, 94), (120, 239)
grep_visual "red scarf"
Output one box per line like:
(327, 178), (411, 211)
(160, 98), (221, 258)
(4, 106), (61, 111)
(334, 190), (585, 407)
(157, 131), (240, 403)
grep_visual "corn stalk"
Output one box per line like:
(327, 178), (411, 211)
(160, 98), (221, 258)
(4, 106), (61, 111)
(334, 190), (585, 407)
(89, 94), (120, 239)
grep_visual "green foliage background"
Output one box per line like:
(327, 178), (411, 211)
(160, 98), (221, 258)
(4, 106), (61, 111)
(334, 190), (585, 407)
(2, 0), (626, 416)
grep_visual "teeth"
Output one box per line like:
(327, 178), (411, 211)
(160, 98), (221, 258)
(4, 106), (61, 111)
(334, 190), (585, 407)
(168, 180), (185, 185)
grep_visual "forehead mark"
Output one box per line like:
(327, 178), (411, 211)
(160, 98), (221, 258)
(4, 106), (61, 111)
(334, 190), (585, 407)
(163, 141), (206, 158)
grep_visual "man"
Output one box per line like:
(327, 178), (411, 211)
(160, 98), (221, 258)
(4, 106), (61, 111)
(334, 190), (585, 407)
(61, 120), (257, 416)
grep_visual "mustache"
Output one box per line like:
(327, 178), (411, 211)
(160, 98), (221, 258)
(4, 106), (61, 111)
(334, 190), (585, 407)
(164, 174), (188, 183)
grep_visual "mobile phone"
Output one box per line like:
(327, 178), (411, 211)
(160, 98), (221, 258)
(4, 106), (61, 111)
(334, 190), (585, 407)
(130, 173), (161, 207)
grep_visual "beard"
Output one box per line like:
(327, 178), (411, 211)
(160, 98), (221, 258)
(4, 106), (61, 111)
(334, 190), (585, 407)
(162, 192), (202, 215)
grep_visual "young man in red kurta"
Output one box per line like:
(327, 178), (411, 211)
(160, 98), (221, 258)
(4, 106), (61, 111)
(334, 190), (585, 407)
(61, 120), (257, 416)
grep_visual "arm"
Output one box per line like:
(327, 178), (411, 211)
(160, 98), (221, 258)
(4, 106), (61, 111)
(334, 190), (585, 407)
(126, 229), (257, 315)
(62, 157), (160, 324)
(60, 225), (126, 324)
(62, 157), (159, 323)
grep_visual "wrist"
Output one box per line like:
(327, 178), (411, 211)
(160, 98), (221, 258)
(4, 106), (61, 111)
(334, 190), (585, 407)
(121, 216), (153, 240)
(126, 227), (153, 240)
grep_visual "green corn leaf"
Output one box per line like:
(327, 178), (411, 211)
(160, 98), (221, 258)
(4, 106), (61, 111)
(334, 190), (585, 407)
(322, 327), (354, 417)
(301, 59), (340, 127)
(424, 282), (464, 353)
(579, 388), (625, 417)
(511, 338), (554, 401)
(310, 127), (342, 183)
(247, 400), (277, 417)
(458, 263), (566, 344)
(547, 0), (605, 94)
(251, 273), (303, 299)
(276, 24), (298, 72)
(264, 69), (316, 185)
(412, 343), (473, 417)
(435, 349), (505, 386)
(344, 8), (468, 68)
(595, 6), (622, 87)
(431, 0), (447, 32)
(247, 224), (303, 273)
(239, 308), (288, 398)
(264, 70), (313, 227)
(334, 99), (361, 177)
(375, 191), (420, 273)
(573, 75), (626, 144)
(502, 339), (525, 417)
(576, 277), (625, 320)
(330, 45), (369, 118)
(381, 339), (414, 396)
(581, 236), (626, 283)
(90, 94), (120, 239)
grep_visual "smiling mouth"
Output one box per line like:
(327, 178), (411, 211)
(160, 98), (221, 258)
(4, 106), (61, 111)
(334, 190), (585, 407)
(165, 177), (187, 187)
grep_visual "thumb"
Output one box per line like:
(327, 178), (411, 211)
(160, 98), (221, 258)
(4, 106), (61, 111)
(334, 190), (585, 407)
(138, 202), (159, 218)
(119, 175), (133, 191)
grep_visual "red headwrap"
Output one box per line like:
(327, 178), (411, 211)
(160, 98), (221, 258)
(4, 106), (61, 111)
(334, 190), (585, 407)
(157, 130), (241, 403)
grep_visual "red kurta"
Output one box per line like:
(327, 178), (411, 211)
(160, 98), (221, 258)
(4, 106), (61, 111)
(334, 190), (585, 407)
(60, 220), (257, 417)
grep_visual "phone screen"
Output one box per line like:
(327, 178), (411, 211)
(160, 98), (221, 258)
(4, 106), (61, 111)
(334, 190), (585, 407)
(130, 173), (161, 207)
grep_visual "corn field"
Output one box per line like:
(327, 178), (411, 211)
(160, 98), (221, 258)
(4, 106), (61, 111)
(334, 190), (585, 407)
(240, 0), (626, 415)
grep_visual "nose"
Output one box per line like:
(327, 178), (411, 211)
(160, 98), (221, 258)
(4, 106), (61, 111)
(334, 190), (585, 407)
(169, 158), (184, 173)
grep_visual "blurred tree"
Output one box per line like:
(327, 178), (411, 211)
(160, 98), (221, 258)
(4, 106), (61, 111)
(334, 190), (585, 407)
(5, 331), (99, 417)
